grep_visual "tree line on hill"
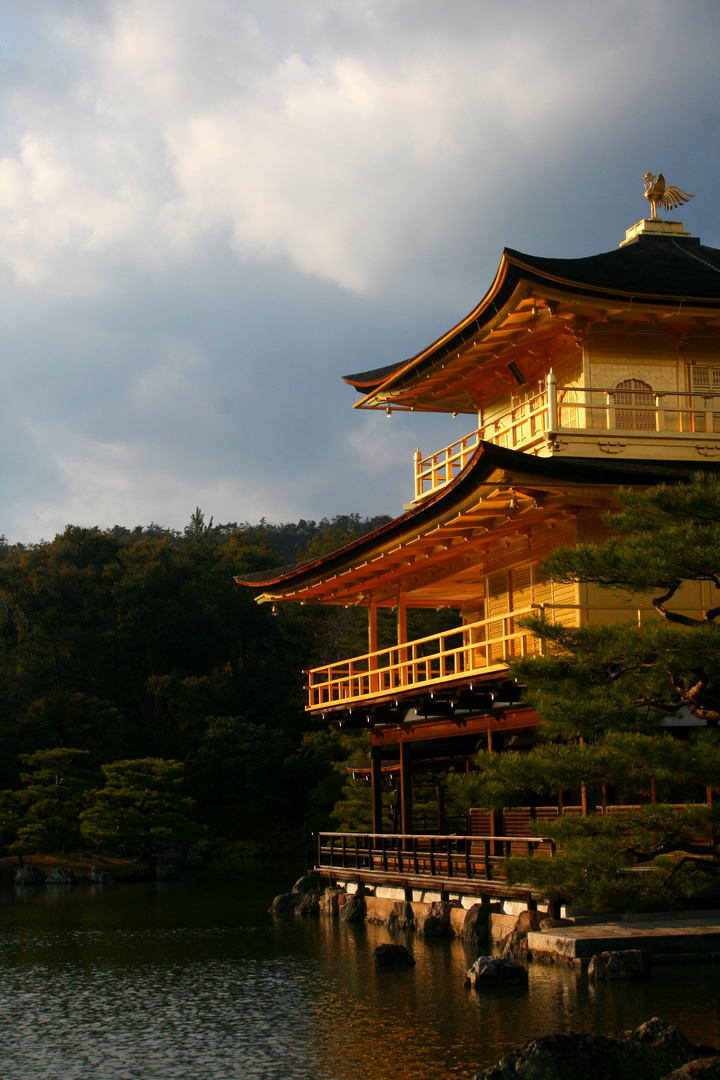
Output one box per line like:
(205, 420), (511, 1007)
(0, 510), (394, 861)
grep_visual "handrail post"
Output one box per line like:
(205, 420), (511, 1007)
(547, 371), (558, 431)
(655, 393), (664, 432)
(705, 396), (714, 436)
(414, 447), (422, 500)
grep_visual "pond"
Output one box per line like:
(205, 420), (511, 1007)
(1, 865), (719, 1080)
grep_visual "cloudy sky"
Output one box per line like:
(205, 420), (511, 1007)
(0, 0), (718, 541)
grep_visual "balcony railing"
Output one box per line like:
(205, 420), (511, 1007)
(414, 376), (720, 500)
(317, 831), (555, 884)
(305, 606), (549, 711)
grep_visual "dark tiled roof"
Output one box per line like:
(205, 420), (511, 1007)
(343, 234), (720, 392)
(342, 360), (407, 388)
(511, 236), (720, 299)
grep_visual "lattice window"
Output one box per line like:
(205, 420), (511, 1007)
(558, 366), (583, 429)
(531, 567), (577, 627)
(483, 565), (578, 664)
(486, 570), (509, 662)
(692, 367), (720, 390)
(511, 565), (533, 613)
(615, 378), (655, 431)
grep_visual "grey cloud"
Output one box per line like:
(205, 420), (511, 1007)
(0, 0), (717, 539)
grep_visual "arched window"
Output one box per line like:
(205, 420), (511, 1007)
(615, 378), (655, 431)
(558, 387), (581, 428)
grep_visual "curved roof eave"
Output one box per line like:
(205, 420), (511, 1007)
(344, 236), (720, 404)
(234, 442), (720, 596)
(344, 251), (515, 400)
(235, 441), (492, 593)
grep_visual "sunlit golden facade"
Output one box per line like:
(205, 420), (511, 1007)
(238, 216), (720, 838)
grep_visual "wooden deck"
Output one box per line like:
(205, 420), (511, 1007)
(305, 607), (548, 711)
(315, 830), (555, 905)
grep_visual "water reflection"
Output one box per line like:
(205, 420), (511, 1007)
(0, 872), (718, 1080)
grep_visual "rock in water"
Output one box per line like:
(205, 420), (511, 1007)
(46, 867), (74, 885)
(319, 887), (345, 917)
(339, 890), (366, 922)
(465, 956), (528, 989)
(14, 864), (44, 886)
(462, 903), (491, 947)
(374, 944), (415, 969)
(501, 909), (542, 960)
(292, 873), (319, 895)
(472, 1017), (715, 1080)
(663, 1059), (720, 1079)
(268, 892), (302, 914)
(90, 866), (114, 884)
(295, 890), (322, 916)
(415, 901), (456, 937)
(387, 901), (414, 932)
(588, 950), (650, 980)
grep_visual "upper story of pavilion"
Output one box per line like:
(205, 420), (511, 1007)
(236, 216), (720, 718)
(344, 218), (720, 504)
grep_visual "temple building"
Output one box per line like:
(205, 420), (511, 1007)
(237, 210), (720, 901)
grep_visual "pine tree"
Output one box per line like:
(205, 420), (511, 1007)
(449, 475), (720, 910)
(81, 758), (205, 860)
(4, 748), (98, 854)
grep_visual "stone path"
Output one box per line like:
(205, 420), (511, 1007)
(529, 914), (720, 963)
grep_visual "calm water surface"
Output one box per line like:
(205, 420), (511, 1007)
(1, 866), (719, 1080)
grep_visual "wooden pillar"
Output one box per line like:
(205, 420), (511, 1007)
(547, 370), (558, 430)
(368, 602), (378, 692)
(396, 591), (407, 686)
(371, 750), (383, 835)
(368, 602), (378, 653)
(396, 592), (407, 644)
(399, 738), (413, 837)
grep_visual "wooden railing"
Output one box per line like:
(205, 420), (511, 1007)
(305, 606), (547, 711)
(414, 377), (720, 499)
(317, 831), (555, 886)
(415, 389), (548, 499)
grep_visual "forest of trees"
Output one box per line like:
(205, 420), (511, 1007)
(5, 477), (720, 911)
(0, 511), (391, 861)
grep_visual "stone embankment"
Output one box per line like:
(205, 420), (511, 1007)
(270, 873), (720, 972)
(1, 850), (198, 885)
(269, 875), (494, 945)
(472, 1017), (720, 1080)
